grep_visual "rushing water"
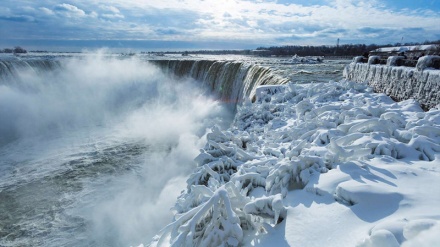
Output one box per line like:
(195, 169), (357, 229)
(0, 53), (348, 247)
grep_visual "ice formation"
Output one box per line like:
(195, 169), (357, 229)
(288, 54), (324, 64)
(150, 79), (440, 246)
(344, 56), (440, 109)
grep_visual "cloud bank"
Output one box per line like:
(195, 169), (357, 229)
(0, 0), (439, 50)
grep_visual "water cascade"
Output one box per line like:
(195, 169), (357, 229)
(0, 59), (62, 84)
(149, 60), (290, 106)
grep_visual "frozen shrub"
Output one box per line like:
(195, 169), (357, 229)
(416, 55), (440, 71)
(151, 80), (440, 246)
(243, 194), (286, 224)
(152, 185), (245, 247)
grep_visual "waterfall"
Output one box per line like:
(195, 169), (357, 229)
(0, 55), (241, 246)
(0, 58), (290, 108)
(0, 59), (62, 83)
(149, 60), (290, 106)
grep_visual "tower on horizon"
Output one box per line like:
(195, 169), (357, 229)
(335, 38), (340, 55)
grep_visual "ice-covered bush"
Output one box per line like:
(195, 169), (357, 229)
(152, 184), (245, 247)
(150, 78), (440, 246)
(386, 56), (405, 66)
(368, 56), (381, 65)
(416, 55), (440, 71)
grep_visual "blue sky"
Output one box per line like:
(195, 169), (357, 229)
(0, 0), (439, 51)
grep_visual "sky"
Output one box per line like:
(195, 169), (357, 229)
(0, 0), (439, 51)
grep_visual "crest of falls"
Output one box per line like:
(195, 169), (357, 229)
(0, 59), (61, 83)
(149, 60), (290, 106)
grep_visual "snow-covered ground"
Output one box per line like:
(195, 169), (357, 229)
(371, 44), (439, 53)
(147, 79), (440, 246)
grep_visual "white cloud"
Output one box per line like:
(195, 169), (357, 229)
(20, 6), (36, 13)
(96, 5), (124, 19)
(54, 3), (86, 18)
(40, 7), (54, 15)
(90, 11), (98, 18)
(0, 0), (439, 47)
(100, 6), (121, 14)
(101, 13), (124, 19)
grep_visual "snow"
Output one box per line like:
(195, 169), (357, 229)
(372, 45), (439, 53)
(415, 55), (440, 71)
(402, 222), (440, 247)
(368, 56), (381, 65)
(147, 79), (440, 246)
(255, 85), (285, 102)
(288, 54), (324, 64)
(344, 58), (440, 109)
(387, 56), (406, 66)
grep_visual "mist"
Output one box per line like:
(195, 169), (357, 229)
(0, 52), (234, 246)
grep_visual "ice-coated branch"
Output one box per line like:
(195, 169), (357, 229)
(152, 184), (245, 247)
(243, 194), (286, 224)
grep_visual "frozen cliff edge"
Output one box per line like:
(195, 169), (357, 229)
(149, 80), (440, 246)
(344, 55), (440, 109)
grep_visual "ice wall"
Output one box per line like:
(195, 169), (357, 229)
(344, 56), (440, 109)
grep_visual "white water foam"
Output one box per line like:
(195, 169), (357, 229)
(0, 52), (233, 246)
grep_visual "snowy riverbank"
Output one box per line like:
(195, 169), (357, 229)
(148, 79), (440, 246)
(344, 55), (440, 109)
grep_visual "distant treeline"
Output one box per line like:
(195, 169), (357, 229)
(255, 40), (440, 57)
(0, 46), (27, 54)
(143, 50), (254, 56)
(4, 39), (440, 56)
(146, 39), (440, 57)
(255, 44), (380, 57)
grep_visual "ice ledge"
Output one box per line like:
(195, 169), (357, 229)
(344, 56), (440, 110)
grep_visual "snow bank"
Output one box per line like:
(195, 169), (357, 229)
(289, 54), (324, 64)
(344, 57), (440, 109)
(149, 80), (440, 246)
(372, 44), (439, 53)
